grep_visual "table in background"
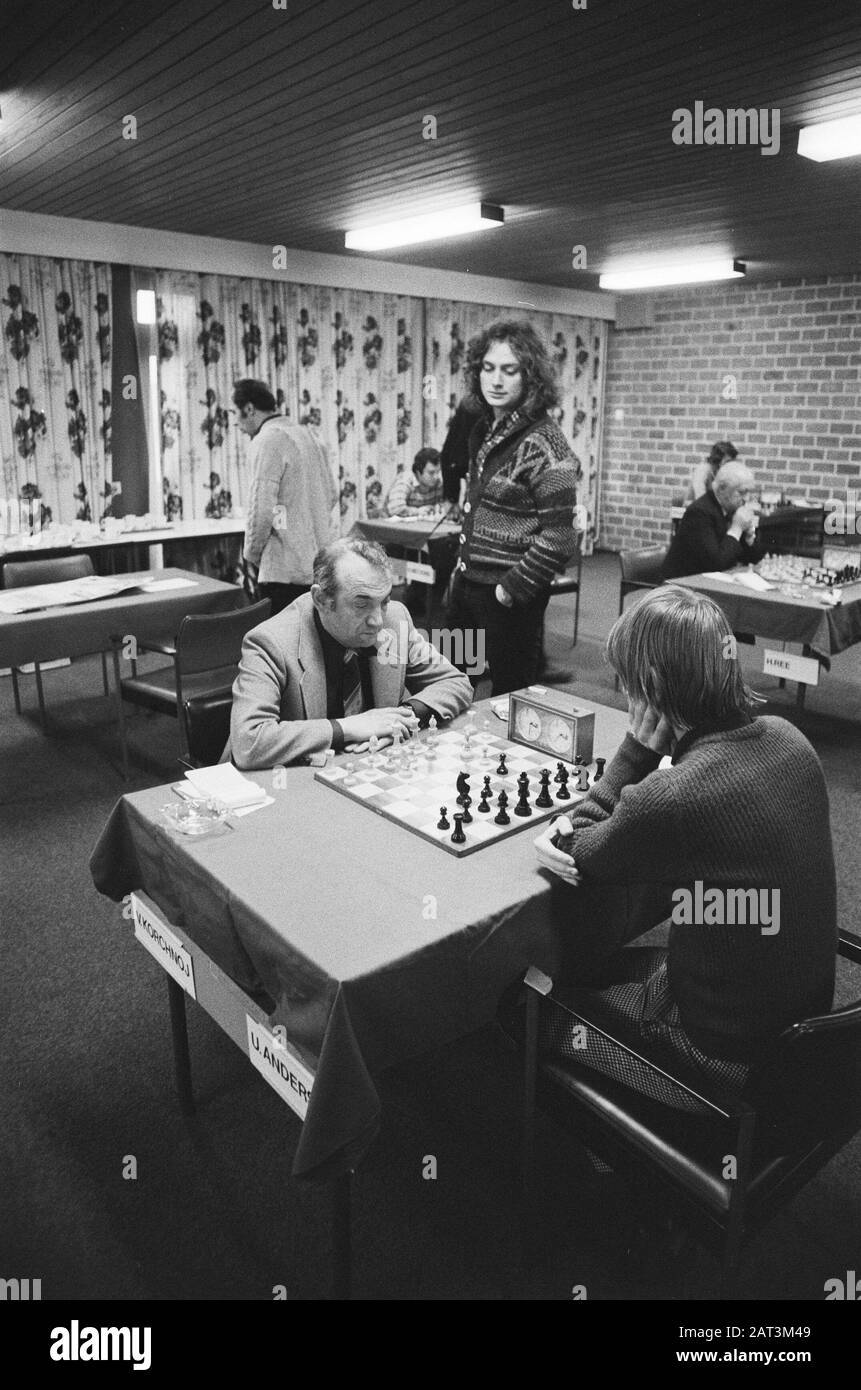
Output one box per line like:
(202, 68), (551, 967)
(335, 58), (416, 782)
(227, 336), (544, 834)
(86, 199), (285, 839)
(675, 567), (861, 709)
(0, 519), (245, 586)
(0, 568), (241, 671)
(90, 697), (628, 1186)
(352, 515), (461, 625)
(670, 504), (826, 558)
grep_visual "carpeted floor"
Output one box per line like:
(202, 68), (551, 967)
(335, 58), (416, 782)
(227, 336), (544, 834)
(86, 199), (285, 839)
(1, 550), (859, 1301)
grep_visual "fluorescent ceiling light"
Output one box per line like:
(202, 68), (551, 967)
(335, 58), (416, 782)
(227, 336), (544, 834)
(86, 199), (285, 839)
(798, 114), (861, 162)
(136, 289), (157, 324)
(345, 202), (503, 251)
(600, 259), (746, 291)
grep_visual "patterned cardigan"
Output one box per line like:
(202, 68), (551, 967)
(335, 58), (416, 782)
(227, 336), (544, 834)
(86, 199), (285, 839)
(458, 411), (581, 603)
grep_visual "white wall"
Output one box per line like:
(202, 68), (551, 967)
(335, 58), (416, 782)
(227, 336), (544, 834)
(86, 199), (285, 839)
(0, 207), (615, 320)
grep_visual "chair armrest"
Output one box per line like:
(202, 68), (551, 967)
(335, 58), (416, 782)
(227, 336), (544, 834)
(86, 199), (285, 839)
(522, 966), (753, 1121)
(839, 929), (861, 967)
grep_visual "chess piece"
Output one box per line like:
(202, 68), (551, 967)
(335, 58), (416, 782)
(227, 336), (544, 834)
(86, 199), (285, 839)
(450, 813), (466, 844)
(535, 769), (553, 808)
(553, 762), (565, 784)
(494, 791), (510, 826)
(477, 783), (491, 813)
(574, 766), (589, 792)
(496, 752), (508, 777)
(456, 771), (471, 806)
(556, 767), (570, 800)
(437, 806), (450, 830)
(593, 757), (606, 782)
(461, 795), (473, 824)
(514, 778), (532, 816)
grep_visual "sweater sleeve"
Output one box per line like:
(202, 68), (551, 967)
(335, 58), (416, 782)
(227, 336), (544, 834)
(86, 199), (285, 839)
(501, 439), (581, 604)
(554, 734), (684, 885)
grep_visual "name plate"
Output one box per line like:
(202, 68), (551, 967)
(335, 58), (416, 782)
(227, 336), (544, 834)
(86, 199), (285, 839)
(763, 649), (820, 685)
(246, 1017), (314, 1120)
(131, 892), (196, 999)
(404, 560), (435, 584)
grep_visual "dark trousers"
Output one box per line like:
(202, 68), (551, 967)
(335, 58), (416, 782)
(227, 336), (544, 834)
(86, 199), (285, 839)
(447, 576), (550, 695)
(259, 582), (310, 616)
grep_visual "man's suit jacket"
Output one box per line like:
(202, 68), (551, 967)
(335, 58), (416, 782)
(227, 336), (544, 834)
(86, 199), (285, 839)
(663, 489), (765, 580)
(230, 594), (473, 769)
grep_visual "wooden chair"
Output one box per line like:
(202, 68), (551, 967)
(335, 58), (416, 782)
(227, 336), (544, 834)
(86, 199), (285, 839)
(3, 554), (110, 725)
(514, 931), (861, 1296)
(614, 546), (667, 688)
(113, 598), (271, 777)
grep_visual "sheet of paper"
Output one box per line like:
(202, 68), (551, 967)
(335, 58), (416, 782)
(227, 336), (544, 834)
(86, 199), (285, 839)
(184, 763), (267, 809)
(139, 578), (199, 591)
(733, 570), (773, 591)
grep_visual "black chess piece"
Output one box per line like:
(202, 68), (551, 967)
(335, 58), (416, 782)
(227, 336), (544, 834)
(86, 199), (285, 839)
(555, 767), (570, 800)
(461, 795), (473, 824)
(593, 757), (606, 782)
(535, 769), (553, 808)
(514, 780), (532, 816)
(494, 791), (510, 826)
(477, 780), (491, 813)
(496, 752), (508, 776)
(437, 806), (450, 830)
(553, 762), (565, 784)
(456, 771), (470, 806)
(450, 812), (466, 844)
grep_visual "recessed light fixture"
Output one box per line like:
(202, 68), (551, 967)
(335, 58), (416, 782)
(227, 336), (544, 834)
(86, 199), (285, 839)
(798, 113), (861, 162)
(599, 259), (746, 291)
(135, 289), (157, 324)
(345, 202), (504, 251)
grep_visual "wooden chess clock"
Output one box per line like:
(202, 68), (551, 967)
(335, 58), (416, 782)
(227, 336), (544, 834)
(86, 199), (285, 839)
(508, 687), (595, 765)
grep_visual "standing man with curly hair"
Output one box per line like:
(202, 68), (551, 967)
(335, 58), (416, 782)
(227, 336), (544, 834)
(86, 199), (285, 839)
(447, 320), (582, 694)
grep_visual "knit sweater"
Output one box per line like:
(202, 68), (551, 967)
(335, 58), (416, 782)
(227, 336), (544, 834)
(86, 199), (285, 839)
(458, 411), (581, 603)
(554, 716), (837, 1061)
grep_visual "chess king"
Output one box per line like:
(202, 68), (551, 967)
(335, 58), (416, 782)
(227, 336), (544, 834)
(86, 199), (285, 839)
(230, 537), (473, 769)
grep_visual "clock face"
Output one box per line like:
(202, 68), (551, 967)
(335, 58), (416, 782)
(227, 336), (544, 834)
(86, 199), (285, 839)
(515, 704), (543, 743)
(546, 716), (572, 755)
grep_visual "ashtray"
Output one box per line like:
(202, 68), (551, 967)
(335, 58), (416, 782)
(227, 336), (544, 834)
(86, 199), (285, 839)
(160, 797), (230, 835)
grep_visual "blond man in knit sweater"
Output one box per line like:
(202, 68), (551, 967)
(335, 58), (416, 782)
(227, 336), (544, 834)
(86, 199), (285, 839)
(533, 586), (837, 1110)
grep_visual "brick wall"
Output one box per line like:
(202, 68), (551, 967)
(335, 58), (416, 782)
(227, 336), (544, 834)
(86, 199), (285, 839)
(600, 274), (861, 551)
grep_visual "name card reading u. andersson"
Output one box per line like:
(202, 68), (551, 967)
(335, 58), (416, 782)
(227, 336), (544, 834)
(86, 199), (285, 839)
(246, 1017), (314, 1120)
(763, 649), (820, 686)
(131, 892), (197, 1000)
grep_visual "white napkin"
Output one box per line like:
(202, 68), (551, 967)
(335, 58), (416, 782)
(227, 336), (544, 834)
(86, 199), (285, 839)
(184, 763), (268, 810)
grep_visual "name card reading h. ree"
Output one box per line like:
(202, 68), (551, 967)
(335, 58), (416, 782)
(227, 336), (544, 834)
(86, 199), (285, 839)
(131, 892), (197, 999)
(763, 649), (820, 686)
(246, 1017), (314, 1120)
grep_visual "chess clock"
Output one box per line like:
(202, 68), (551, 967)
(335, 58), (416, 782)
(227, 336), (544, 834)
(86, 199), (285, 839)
(508, 687), (595, 765)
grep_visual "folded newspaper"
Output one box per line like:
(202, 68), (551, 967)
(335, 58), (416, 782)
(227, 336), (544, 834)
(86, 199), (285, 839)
(184, 764), (268, 810)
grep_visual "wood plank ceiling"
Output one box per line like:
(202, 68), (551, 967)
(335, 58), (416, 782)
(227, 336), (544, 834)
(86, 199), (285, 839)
(1, 0), (860, 285)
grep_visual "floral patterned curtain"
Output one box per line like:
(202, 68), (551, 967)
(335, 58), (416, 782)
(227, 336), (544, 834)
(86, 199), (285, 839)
(0, 254), (112, 529)
(423, 300), (607, 553)
(155, 273), (424, 530)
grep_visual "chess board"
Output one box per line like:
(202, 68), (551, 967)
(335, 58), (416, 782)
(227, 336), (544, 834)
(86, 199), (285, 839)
(314, 729), (589, 857)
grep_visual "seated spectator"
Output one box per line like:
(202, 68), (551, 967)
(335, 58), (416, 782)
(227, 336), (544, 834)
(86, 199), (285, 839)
(385, 448), (443, 517)
(532, 585), (837, 1112)
(663, 459), (765, 580)
(684, 440), (738, 503)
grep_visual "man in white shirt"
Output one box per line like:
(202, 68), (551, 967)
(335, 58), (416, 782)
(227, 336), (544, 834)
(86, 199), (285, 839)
(234, 378), (338, 615)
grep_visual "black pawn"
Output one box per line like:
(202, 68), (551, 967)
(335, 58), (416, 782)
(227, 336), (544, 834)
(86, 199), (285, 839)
(494, 794), (510, 826)
(536, 769), (553, 808)
(477, 783), (491, 813)
(553, 762), (565, 784)
(461, 795), (473, 824)
(496, 752), (508, 777)
(514, 783), (532, 817)
(556, 768), (570, 800)
(437, 806), (450, 830)
(451, 812), (466, 844)
(593, 757), (606, 782)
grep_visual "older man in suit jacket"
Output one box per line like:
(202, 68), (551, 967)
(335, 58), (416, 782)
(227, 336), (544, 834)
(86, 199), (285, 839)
(231, 537), (473, 769)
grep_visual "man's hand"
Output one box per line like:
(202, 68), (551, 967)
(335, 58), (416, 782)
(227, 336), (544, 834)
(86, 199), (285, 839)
(244, 559), (260, 583)
(495, 583), (514, 608)
(534, 815), (582, 886)
(733, 502), (759, 534)
(628, 698), (674, 755)
(341, 706), (420, 748)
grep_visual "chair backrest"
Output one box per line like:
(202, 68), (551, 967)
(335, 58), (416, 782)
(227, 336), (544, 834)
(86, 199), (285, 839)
(619, 546), (667, 587)
(176, 598), (272, 676)
(3, 554), (95, 589)
(183, 695), (234, 767)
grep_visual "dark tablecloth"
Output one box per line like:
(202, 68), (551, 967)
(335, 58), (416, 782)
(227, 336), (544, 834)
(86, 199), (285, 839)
(90, 698), (629, 1180)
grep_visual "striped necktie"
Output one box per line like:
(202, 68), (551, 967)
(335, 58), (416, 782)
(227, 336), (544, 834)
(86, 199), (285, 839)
(342, 650), (364, 718)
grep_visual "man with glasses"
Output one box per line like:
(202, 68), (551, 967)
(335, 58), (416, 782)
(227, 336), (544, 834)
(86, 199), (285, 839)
(233, 378), (338, 615)
(662, 459), (765, 579)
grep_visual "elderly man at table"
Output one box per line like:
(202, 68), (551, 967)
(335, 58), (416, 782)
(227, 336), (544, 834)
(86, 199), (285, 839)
(662, 459), (765, 580)
(230, 537), (472, 769)
(532, 585), (837, 1114)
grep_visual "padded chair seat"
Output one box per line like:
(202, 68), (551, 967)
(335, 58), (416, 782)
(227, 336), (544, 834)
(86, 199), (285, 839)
(120, 664), (237, 715)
